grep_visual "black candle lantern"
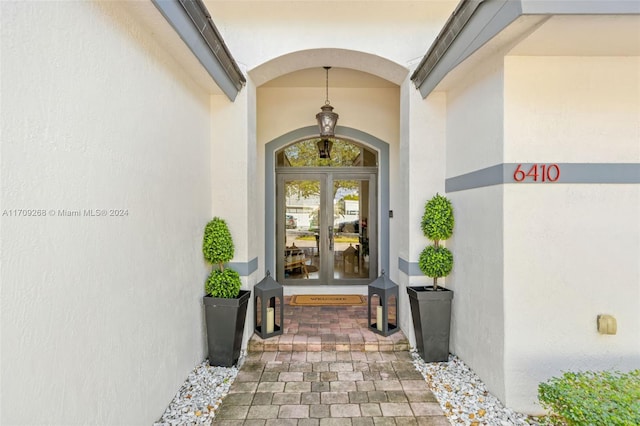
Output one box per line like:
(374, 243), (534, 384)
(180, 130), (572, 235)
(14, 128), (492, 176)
(254, 271), (284, 339)
(368, 270), (399, 336)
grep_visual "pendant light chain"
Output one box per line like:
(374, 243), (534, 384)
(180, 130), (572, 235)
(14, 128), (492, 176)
(325, 66), (330, 105)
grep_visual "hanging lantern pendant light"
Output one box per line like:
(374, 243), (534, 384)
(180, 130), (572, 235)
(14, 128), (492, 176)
(316, 66), (338, 158)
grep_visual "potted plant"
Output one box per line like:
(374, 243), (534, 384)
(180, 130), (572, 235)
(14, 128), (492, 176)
(407, 193), (454, 362)
(202, 217), (250, 367)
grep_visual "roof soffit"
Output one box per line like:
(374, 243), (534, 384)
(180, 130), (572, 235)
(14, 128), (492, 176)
(412, 0), (640, 98)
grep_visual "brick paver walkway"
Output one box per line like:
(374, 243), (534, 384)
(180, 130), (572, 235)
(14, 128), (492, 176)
(212, 350), (450, 425)
(213, 299), (449, 425)
(249, 297), (409, 353)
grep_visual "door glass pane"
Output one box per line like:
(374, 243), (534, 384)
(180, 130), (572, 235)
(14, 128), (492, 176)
(284, 179), (320, 280)
(332, 179), (370, 279)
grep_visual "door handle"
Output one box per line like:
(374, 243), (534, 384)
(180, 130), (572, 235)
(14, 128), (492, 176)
(328, 225), (334, 251)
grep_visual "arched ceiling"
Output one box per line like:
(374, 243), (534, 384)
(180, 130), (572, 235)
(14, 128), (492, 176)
(249, 48), (408, 88)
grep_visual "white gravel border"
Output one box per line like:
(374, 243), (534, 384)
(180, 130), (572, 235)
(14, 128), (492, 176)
(411, 351), (542, 425)
(153, 360), (239, 426)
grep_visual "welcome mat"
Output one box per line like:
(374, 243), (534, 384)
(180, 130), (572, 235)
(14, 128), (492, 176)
(289, 294), (367, 306)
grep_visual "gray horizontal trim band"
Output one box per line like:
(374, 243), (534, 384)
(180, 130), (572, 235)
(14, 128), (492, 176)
(398, 257), (424, 277)
(446, 163), (640, 193)
(446, 164), (505, 192)
(521, 0), (640, 14)
(228, 257), (258, 276)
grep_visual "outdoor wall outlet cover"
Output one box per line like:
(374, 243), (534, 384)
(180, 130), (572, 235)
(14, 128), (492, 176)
(597, 314), (617, 335)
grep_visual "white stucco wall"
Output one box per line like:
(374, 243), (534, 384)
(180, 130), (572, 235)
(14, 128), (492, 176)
(257, 87), (400, 146)
(1, 2), (212, 424)
(443, 55), (507, 401)
(446, 56), (506, 177)
(206, 1), (458, 72)
(504, 56), (640, 163)
(212, 90), (252, 260)
(406, 90), (448, 260)
(502, 56), (640, 413)
(398, 80), (448, 345)
(211, 80), (260, 348)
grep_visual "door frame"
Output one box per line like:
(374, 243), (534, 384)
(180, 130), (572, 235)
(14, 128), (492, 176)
(276, 169), (378, 285)
(265, 126), (390, 282)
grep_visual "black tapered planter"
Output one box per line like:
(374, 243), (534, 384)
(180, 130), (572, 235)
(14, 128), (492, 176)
(407, 286), (453, 362)
(204, 289), (251, 367)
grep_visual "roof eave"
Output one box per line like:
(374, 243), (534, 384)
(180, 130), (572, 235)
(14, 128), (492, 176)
(153, 0), (246, 101)
(411, 0), (521, 98)
(411, 0), (640, 98)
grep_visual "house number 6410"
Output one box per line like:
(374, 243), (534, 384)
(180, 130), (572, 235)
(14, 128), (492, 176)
(513, 164), (560, 182)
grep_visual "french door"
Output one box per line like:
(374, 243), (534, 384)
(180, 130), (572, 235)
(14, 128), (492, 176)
(276, 169), (377, 285)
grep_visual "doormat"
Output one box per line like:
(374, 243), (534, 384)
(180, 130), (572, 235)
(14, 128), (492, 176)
(289, 295), (366, 306)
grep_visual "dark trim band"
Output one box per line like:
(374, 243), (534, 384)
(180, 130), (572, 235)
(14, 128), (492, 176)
(398, 257), (424, 277)
(228, 257), (258, 277)
(446, 163), (640, 193)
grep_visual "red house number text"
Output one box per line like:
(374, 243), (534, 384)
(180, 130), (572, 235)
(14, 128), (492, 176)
(513, 164), (560, 182)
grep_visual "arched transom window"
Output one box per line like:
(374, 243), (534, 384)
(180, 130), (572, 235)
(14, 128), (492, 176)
(276, 138), (378, 168)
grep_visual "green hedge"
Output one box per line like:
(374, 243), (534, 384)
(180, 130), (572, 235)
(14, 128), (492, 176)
(538, 369), (640, 425)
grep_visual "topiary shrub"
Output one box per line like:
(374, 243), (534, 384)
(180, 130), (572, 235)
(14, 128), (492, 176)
(205, 268), (241, 299)
(421, 193), (454, 241)
(419, 193), (454, 289)
(203, 217), (234, 268)
(202, 217), (241, 299)
(538, 369), (640, 426)
(419, 246), (454, 281)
